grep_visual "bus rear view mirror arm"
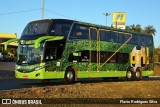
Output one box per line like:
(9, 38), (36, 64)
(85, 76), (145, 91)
(4, 38), (19, 51)
(34, 36), (64, 49)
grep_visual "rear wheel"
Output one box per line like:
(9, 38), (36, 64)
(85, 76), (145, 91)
(126, 67), (135, 81)
(64, 68), (75, 84)
(135, 67), (142, 81)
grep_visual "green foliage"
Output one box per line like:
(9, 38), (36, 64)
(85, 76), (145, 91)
(154, 48), (160, 62)
(126, 24), (156, 36)
(130, 24), (142, 33)
(144, 25), (156, 35)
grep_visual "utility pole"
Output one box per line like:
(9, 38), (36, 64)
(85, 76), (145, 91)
(42, 0), (45, 19)
(103, 13), (111, 26)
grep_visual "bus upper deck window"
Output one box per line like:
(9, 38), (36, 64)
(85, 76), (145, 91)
(50, 24), (71, 38)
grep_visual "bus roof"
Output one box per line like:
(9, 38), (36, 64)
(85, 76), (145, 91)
(29, 19), (152, 36)
(76, 20), (152, 36)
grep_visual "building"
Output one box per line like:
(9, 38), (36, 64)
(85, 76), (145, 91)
(0, 33), (18, 61)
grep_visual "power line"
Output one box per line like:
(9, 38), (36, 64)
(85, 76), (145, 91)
(0, 8), (41, 16)
(0, 8), (81, 21)
(44, 9), (79, 21)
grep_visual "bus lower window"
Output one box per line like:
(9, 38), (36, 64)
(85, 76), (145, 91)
(68, 51), (129, 64)
(68, 51), (89, 62)
(117, 53), (129, 63)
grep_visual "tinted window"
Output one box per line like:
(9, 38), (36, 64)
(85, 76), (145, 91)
(141, 36), (147, 46)
(22, 22), (49, 36)
(105, 31), (118, 42)
(90, 29), (97, 40)
(139, 35), (153, 46)
(68, 50), (129, 63)
(117, 53), (129, 63)
(146, 36), (153, 46)
(99, 30), (105, 41)
(50, 23), (71, 38)
(69, 24), (89, 40)
(44, 40), (65, 62)
(118, 33), (130, 44)
(136, 35), (142, 46)
(68, 51), (89, 62)
(129, 34), (137, 45)
(129, 34), (153, 46)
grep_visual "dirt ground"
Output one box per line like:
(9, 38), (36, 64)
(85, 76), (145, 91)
(0, 80), (160, 106)
(0, 64), (160, 106)
(1, 80), (160, 98)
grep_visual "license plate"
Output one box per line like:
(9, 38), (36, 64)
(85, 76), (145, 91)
(23, 76), (28, 79)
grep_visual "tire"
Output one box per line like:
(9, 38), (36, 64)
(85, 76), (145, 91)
(135, 68), (142, 81)
(126, 67), (135, 81)
(64, 68), (75, 84)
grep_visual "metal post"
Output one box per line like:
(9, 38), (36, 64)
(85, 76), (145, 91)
(42, 0), (45, 19)
(106, 16), (107, 27)
(103, 13), (111, 26)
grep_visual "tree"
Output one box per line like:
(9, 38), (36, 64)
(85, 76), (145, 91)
(125, 26), (132, 31)
(144, 25), (156, 36)
(125, 24), (156, 36)
(130, 24), (142, 33)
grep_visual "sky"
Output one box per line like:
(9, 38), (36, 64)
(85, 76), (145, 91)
(0, 0), (159, 47)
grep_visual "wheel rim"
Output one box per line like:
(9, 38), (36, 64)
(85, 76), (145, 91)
(127, 71), (132, 79)
(136, 71), (140, 78)
(67, 71), (73, 81)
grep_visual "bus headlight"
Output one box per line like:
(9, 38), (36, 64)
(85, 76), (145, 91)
(35, 68), (40, 71)
(35, 66), (44, 71)
(16, 66), (21, 70)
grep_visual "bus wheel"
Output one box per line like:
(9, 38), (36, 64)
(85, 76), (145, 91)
(126, 67), (135, 81)
(64, 68), (75, 84)
(135, 68), (142, 81)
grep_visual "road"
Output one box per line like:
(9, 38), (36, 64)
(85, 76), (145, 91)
(0, 70), (160, 91)
(0, 70), (67, 91)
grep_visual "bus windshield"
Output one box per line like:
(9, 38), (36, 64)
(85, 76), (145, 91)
(17, 44), (44, 65)
(21, 19), (72, 40)
(22, 21), (49, 36)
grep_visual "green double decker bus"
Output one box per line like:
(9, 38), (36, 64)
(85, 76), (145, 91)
(5, 19), (154, 83)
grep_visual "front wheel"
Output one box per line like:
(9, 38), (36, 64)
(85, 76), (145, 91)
(64, 68), (75, 84)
